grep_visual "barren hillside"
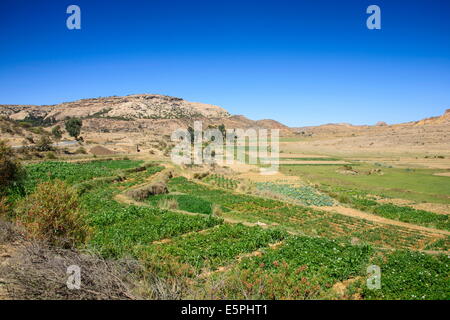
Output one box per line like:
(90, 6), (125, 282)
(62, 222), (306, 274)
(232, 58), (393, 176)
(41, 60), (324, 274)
(289, 109), (450, 155)
(0, 94), (292, 135)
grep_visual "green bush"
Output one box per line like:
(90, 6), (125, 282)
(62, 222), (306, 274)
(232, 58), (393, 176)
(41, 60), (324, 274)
(65, 118), (83, 139)
(51, 125), (62, 139)
(15, 180), (90, 248)
(0, 140), (26, 196)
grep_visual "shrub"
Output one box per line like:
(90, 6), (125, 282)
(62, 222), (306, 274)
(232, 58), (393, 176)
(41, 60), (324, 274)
(15, 180), (90, 248)
(51, 125), (63, 139)
(46, 151), (57, 159)
(75, 147), (87, 154)
(0, 197), (11, 218)
(0, 140), (26, 195)
(127, 182), (168, 201)
(211, 203), (223, 217)
(25, 135), (35, 144)
(35, 136), (53, 152)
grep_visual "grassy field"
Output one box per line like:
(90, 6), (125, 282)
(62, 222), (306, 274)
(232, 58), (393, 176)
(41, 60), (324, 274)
(281, 164), (450, 204)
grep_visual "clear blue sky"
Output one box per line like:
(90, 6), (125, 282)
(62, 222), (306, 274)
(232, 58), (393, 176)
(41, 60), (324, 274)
(1, 0), (449, 126)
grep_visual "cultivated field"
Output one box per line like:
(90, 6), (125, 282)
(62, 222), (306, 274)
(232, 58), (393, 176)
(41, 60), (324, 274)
(2, 140), (448, 299)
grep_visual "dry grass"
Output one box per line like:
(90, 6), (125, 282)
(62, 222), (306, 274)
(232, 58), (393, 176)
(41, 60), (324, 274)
(211, 203), (223, 218)
(1, 241), (139, 300)
(158, 198), (178, 210)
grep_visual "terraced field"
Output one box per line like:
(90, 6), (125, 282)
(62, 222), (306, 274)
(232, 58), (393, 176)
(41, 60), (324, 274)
(6, 158), (449, 300)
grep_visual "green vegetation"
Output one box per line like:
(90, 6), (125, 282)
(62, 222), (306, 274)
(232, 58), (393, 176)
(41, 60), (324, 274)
(24, 159), (143, 193)
(0, 140), (25, 196)
(229, 236), (372, 299)
(147, 194), (221, 215)
(256, 182), (334, 206)
(144, 224), (287, 273)
(79, 167), (223, 257)
(363, 251), (449, 300)
(203, 174), (239, 190)
(354, 199), (450, 231)
(281, 164), (450, 204)
(64, 117), (83, 140)
(165, 176), (445, 251)
(51, 125), (62, 139)
(322, 185), (450, 231)
(15, 180), (90, 248)
(1, 154), (448, 300)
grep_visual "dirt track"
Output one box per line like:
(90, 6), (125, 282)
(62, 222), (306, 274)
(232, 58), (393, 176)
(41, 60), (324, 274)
(317, 206), (450, 237)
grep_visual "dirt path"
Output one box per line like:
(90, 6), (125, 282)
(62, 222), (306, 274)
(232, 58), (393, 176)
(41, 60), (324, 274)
(0, 241), (20, 300)
(317, 205), (450, 237)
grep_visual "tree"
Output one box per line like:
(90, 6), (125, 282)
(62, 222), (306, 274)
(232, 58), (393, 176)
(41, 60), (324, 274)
(187, 126), (195, 145)
(51, 125), (62, 140)
(218, 124), (226, 137)
(65, 118), (82, 140)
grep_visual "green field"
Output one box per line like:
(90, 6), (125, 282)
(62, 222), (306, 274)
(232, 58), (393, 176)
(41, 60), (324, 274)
(5, 158), (449, 300)
(281, 164), (450, 204)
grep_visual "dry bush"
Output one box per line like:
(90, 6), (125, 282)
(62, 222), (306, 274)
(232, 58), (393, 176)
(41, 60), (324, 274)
(193, 172), (209, 180)
(35, 135), (53, 152)
(0, 197), (10, 218)
(158, 198), (178, 210)
(236, 181), (255, 193)
(0, 218), (21, 244)
(127, 182), (168, 201)
(15, 180), (91, 248)
(74, 147), (87, 154)
(0, 241), (140, 300)
(46, 151), (57, 159)
(211, 203), (223, 217)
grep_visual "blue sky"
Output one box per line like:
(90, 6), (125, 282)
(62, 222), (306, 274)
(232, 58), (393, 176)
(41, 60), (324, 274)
(0, 0), (449, 126)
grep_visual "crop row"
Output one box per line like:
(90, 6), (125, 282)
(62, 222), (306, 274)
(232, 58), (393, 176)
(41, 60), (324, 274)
(166, 177), (446, 251)
(203, 174), (239, 190)
(141, 224), (287, 275)
(79, 170), (223, 257)
(321, 185), (449, 231)
(227, 235), (372, 299)
(146, 194), (230, 215)
(211, 236), (448, 300)
(256, 182), (334, 206)
(23, 159), (144, 193)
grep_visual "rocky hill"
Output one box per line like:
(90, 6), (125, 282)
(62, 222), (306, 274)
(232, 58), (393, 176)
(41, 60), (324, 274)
(0, 94), (292, 135)
(0, 94), (229, 122)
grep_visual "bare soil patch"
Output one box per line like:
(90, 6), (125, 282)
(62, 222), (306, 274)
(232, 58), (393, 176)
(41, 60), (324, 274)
(434, 172), (450, 177)
(89, 145), (116, 156)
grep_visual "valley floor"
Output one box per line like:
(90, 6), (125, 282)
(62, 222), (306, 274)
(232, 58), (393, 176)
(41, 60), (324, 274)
(1, 143), (449, 300)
